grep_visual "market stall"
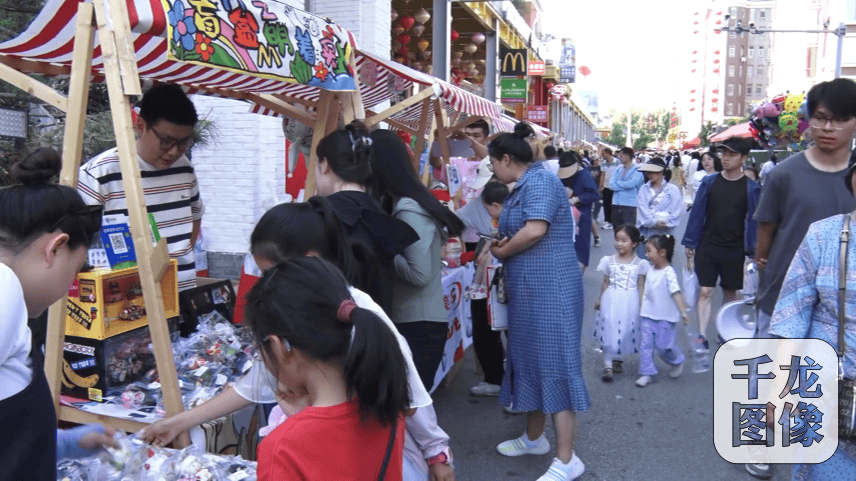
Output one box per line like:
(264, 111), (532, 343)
(0, 0), (371, 447)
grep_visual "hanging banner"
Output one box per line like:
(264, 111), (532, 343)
(501, 78), (527, 103)
(500, 46), (528, 76)
(528, 60), (545, 76)
(559, 38), (576, 83)
(431, 265), (474, 392)
(162, 0), (356, 90)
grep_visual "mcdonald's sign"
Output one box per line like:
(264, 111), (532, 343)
(500, 46), (528, 76)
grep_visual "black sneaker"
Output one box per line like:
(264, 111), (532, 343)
(593, 236), (602, 247)
(601, 368), (613, 382)
(612, 360), (623, 373)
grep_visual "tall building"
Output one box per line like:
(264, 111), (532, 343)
(723, 1), (774, 118)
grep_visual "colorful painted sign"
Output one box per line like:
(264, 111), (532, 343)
(500, 78), (527, 103)
(162, 0), (356, 90)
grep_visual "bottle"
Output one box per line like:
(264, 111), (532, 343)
(687, 328), (711, 373)
(445, 237), (462, 268)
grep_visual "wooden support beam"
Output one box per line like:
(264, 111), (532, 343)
(364, 87), (434, 128)
(422, 113), (439, 186)
(305, 90), (338, 198)
(45, 1), (96, 416)
(252, 93), (316, 125)
(447, 115), (485, 136)
(90, 0), (188, 446)
(0, 55), (71, 77)
(412, 96), (433, 176)
(433, 98), (451, 166)
(106, 0), (142, 95)
(0, 61), (67, 111)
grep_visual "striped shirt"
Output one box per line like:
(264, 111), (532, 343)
(78, 148), (205, 291)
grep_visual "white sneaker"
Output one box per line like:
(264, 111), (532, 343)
(669, 362), (684, 378)
(496, 432), (550, 457)
(635, 375), (653, 387)
(470, 382), (501, 396)
(602, 223), (612, 230)
(537, 454), (585, 481)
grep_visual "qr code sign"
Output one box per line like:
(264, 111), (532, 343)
(109, 232), (128, 254)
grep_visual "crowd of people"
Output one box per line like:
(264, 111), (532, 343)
(2, 77), (856, 481)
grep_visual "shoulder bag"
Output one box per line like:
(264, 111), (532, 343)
(837, 214), (856, 440)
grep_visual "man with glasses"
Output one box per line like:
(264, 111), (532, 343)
(78, 83), (204, 291)
(745, 78), (856, 480)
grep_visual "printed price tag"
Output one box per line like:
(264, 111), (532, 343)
(228, 470), (250, 481)
(195, 366), (209, 377)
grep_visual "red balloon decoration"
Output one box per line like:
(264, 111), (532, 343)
(397, 34), (411, 46)
(450, 30), (459, 42)
(399, 15), (415, 31)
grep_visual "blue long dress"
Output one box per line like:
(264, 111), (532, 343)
(560, 169), (600, 267)
(497, 162), (591, 414)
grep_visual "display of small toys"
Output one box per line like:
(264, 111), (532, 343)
(100, 311), (258, 414)
(106, 282), (125, 303)
(57, 432), (257, 480)
(119, 303), (146, 321)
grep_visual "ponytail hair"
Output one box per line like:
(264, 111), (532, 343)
(250, 197), (367, 286)
(316, 120), (373, 186)
(488, 122), (535, 164)
(244, 257), (409, 425)
(646, 234), (676, 263)
(0, 148), (102, 254)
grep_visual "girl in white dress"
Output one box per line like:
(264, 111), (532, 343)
(593, 225), (650, 381)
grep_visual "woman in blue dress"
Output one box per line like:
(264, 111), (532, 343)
(770, 159), (856, 481)
(489, 123), (590, 481)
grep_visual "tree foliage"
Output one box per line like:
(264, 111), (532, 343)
(698, 121), (716, 147)
(602, 107), (672, 151)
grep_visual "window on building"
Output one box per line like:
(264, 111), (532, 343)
(748, 66), (754, 77)
(728, 84), (734, 96)
(739, 65), (743, 76)
(738, 84), (742, 96)
(760, 10), (766, 19)
(748, 47), (754, 59)
(731, 31), (736, 38)
(757, 84), (763, 94)
(758, 65), (765, 77)
(758, 46), (764, 58)
(727, 102), (733, 116)
(740, 46), (745, 57)
(729, 65), (735, 77)
(729, 45), (735, 57)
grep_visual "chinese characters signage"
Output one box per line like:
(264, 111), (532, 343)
(527, 106), (548, 123)
(528, 60), (545, 76)
(162, 0), (356, 90)
(500, 79), (527, 104)
(714, 339), (838, 465)
(559, 38), (575, 83)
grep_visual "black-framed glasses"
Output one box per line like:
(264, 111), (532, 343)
(148, 125), (195, 152)
(808, 114), (853, 131)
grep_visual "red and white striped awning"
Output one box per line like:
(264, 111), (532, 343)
(494, 114), (552, 138)
(1, 0), (501, 124)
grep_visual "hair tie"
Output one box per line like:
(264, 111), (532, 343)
(347, 132), (372, 158)
(337, 299), (357, 323)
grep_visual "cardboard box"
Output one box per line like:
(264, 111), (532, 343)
(179, 278), (236, 335)
(65, 260), (179, 340)
(61, 320), (178, 402)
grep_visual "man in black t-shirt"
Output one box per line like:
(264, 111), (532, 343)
(681, 137), (760, 347)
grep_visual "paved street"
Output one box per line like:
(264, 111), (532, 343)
(432, 211), (794, 481)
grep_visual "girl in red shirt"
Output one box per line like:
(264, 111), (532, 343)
(245, 256), (410, 481)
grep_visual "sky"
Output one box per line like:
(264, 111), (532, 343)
(538, 0), (698, 115)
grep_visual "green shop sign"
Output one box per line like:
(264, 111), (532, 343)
(501, 79), (527, 103)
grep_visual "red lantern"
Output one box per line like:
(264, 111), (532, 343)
(690, 98), (696, 102)
(713, 59), (720, 64)
(713, 69), (720, 73)
(693, 30), (699, 34)
(690, 107), (696, 111)
(399, 15), (415, 31)
(715, 20), (722, 25)
(578, 65), (591, 77)
(690, 89), (696, 93)
(711, 98), (719, 103)
(712, 89), (719, 94)
(692, 69), (697, 73)
(545, 81), (556, 90)
(712, 107), (719, 112)
(692, 50), (698, 54)
(397, 34), (411, 46)
(694, 21), (698, 25)
(713, 50), (720, 55)
(450, 30), (459, 42)
(692, 59), (697, 63)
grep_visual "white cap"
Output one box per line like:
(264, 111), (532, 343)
(470, 158), (494, 190)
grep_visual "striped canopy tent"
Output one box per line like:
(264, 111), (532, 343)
(494, 113), (552, 138)
(0, 0), (498, 122)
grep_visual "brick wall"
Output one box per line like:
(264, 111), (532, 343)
(190, 0), (391, 271)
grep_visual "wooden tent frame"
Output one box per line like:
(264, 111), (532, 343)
(0, 0), (461, 447)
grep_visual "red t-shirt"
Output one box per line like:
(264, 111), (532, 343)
(257, 398), (404, 481)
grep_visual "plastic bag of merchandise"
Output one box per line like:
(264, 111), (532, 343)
(682, 259), (700, 309)
(218, 454), (257, 481)
(171, 445), (228, 481)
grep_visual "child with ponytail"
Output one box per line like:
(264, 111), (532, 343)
(247, 256), (410, 480)
(635, 234), (690, 388)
